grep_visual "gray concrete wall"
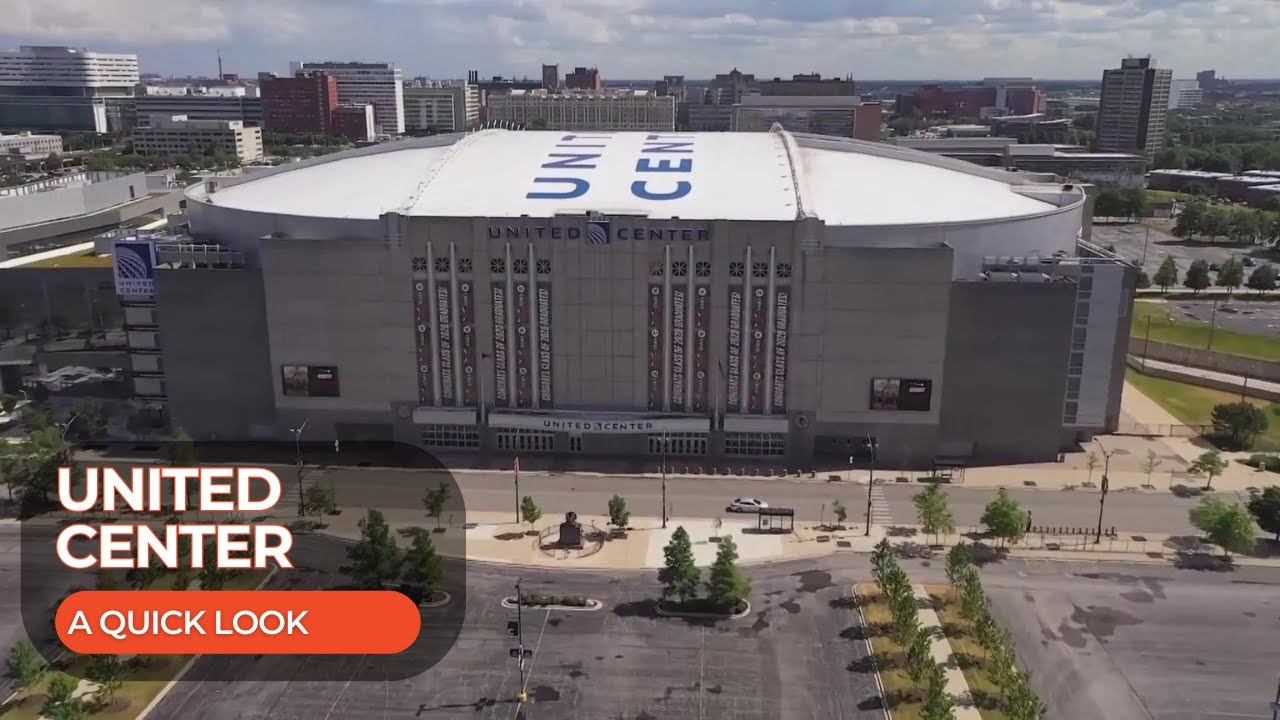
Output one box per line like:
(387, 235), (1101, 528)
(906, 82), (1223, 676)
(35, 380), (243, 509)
(1129, 337), (1280, 383)
(939, 281), (1077, 464)
(0, 192), (182, 252)
(1125, 356), (1280, 402)
(156, 268), (276, 438)
(0, 173), (151, 231)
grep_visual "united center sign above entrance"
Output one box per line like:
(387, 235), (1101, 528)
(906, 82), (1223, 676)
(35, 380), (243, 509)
(486, 224), (710, 243)
(489, 412), (709, 434)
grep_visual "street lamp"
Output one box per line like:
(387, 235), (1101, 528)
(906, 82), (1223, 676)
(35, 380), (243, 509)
(57, 412), (83, 441)
(864, 435), (877, 537)
(660, 429), (669, 529)
(1093, 438), (1113, 544)
(290, 418), (309, 515)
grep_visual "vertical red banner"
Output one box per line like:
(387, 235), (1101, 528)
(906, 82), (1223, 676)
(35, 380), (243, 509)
(491, 282), (509, 408)
(536, 282), (553, 407)
(691, 284), (710, 412)
(726, 284), (743, 414)
(436, 283), (455, 406)
(647, 283), (664, 411)
(513, 281), (531, 408)
(412, 279), (433, 406)
(459, 280), (476, 406)
(748, 286), (767, 414)
(670, 286), (687, 412)
(771, 287), (790, 414)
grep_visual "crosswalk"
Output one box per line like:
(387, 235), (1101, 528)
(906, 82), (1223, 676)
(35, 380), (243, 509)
(868, 484), (895, 526)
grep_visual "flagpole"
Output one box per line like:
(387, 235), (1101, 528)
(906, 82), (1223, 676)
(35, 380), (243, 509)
(513, 456), (521, 525)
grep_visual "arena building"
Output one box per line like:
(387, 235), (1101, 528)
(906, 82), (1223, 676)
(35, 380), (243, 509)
(118, 128), (1133, 467)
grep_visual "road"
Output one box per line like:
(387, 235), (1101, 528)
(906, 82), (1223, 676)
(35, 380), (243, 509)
(1093, 222), (1279, 279)
(286, 465), (1211, 536)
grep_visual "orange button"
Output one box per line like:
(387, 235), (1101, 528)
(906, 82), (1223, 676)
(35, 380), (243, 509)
(56, 591), (421, 655)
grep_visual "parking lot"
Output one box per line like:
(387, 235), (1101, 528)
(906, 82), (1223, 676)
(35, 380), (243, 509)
(1092, 222), (1279, 278)
(1163, 298), (1280, 336)
(149, 558), (883, 720)
(982, 559), (1280, 720)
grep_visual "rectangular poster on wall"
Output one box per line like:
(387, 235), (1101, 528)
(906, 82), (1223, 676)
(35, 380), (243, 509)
(536, 282), (554, 407)
(690, 284), (710, 413)
(726, 284), (743, 414)
(647, 283), (664, 411)
(459, 280), (476, 406)
(412, 279), (433, 405)
(748, 285), (768, 414)
(513, 280), (532, 408)
(491, 282), (510, 408)
(670, 286), (687, 412)
(436, 283), (455, 406)
(771, 287), (790, 414)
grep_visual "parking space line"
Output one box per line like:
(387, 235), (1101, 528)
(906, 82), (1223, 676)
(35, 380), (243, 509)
(512, 609), (552, 719)
(321, 654), (368, 720)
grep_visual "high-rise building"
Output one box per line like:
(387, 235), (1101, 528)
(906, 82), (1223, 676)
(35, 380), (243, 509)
(331, 103), (376, 142)
(541, 64), (559, 91)
(730, 96), (879, 139)
(709, 68), (756, 105)
(654, 75), (687, 102)
(1168, 79), (1203, 110)
(0, 45), (139, 133)
(135, 88), (263, 128)
(1196, 69), (1217, 90)
(290, 60), (404, 135)
(1096, 56), (1172, 162)
(404, 84), (480, 133)
(261, 71), (339, 134)
(754, 73), (855, 96)
(485, 89), (674, 131)
(564, 67), (602, 91)
(132, 115), (263, 163)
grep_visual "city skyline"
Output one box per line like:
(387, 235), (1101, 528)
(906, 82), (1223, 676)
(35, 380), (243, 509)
(3, 0), (1279, 81)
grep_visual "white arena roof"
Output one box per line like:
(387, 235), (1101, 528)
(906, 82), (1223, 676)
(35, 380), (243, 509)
(205, 129), (1063, 226)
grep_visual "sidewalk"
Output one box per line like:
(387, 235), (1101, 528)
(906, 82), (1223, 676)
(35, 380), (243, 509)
(1130, 356), (1280, 402)
(913, 584), (981, 720)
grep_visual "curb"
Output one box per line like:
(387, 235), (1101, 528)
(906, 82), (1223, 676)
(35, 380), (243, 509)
(653, 599), (751, 620)
(500, 597), (602, 612)
(420, 590), (452, 608)
(852, 586), (892, 720)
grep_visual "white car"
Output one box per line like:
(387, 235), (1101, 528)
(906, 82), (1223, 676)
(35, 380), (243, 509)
(726, 497), (768, 513)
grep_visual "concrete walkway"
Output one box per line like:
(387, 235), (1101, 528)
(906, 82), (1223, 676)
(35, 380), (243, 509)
(913, 584), (981, 720)
(1132, 356), (1280, 401)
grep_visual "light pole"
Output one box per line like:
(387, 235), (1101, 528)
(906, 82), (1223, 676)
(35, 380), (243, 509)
(864, 435), (876, 537)
(1207, 297), (1220, 350)
(57, 412), (83, 442)
(1094, 438), (1113, 544)
(515, 577), (527, 704)
(513, 456), (521, 525)
(290, 418), (309, 515)
(661, 429), (669, 529)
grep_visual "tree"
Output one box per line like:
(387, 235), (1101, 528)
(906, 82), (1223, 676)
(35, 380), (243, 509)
(974, 611), (1001, 660)
(1174, 201), (1206, 239)
(347, 509), (402, 589)
(302, 482), (338, 518)
(20, 402), (54, 432)
(905, 628), (934, 687)
(1141, 449), (1163, 487)
(1153, 256), (1178, 292)
(1183, 259), (1212, 293)
(705, 536), (751, 611)
(1228, 211), (1260, 244)
(421, 481), (450, 529)
(126, 554), (164, 590)
(86, 655), (125, 705)
(198, 564), (234, 590)
(1203, 207), (1232, 241)
(1189, 497), (1256, 558)
(42, 674), (85, 719)
(401, 531), (444, 596)
(171, 565), (195, 590)
(944, 543), (973, 586)
(831, 498), (848, 527)
(520, 495), (542, 533)
(68, 398), (107, 440)
(980, 488), (1027, 547)
(1135, 270), (1151, 289)
(889, 592), (922, 648)
(1210, 401), (1269, 449)
(1246, 486), (1280, 541)
(988, 643), (1021, 703)
(871, 538), (897, 588)
(6, 640), (45, 694)
(920, 661), (956, 720)
(1247, 264), (1277, 293)
(913, 483), (955, 544)
(658, 526), (700, 602)
(1006, 679), (1048, 720)
(1085, 451), (1099, 485)
(958, 568), (987, 623)
(1216, 257), (1245, 297)
(607, 494), (630, 530)
(1188, 449), (1227, 490)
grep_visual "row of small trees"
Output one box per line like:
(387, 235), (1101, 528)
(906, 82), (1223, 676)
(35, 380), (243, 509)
(869, 539), (956, 719)
(1150, 255), (1277, 295)
(1173, 201), (1280, 245)
(346, 509), (444, 602)
(941, 544), (1047, 719)
(4, 646), (123, 720)
(659, 527), (751, 613)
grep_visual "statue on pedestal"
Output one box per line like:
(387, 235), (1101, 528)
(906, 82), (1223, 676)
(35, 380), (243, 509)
(558, 511), (583, 549)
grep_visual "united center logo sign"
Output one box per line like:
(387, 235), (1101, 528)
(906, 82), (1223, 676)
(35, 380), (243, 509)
(585, 221), (611, 245)
(112, 240), (157, 297)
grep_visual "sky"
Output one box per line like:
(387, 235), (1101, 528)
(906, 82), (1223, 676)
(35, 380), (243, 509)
(2, 0), (1278, 81)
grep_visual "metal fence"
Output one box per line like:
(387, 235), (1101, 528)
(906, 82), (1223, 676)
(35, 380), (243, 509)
(1113, 422), (1213, 438)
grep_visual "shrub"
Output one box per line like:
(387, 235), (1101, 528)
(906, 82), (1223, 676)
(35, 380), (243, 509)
(1244, 454), (1280, 473)
(521, 593), (591, 607)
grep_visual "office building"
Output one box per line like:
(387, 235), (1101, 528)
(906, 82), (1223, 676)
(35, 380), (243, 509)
(0, 46), (139, 133)
(541, 64), (558, 91)
(754, 73), (856, 97)
(889, 137), (1146, 187)
(654, 75), (687, 102)
(1196, 70), (1218, 90)
(291, 61), (404, 135)
(731, 96), (880, 139)
(1144, 169), (1229, 193)
(685, 103), (733, 131)
(260, 71), (339, 134)
(128, 128), (1129, 467)
(896, 80), (1045, 119)
(564, 67), (602, 91)
(331, 104), (375, 142)
(709, 69), (756, 105)
(132, 115), (264, 163)
(0, 131), (63, 155)
(485, 90), (674, 131)
(990, 114), (1072, 144)
(404, 84), (480, 133)
(852, 103), (882, 141)
(1095, 57), (1171, 162)
(135, 88), (263, 128)
(1167, 79), (1203, 110)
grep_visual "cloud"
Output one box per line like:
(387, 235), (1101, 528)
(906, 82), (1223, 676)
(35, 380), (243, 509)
(1, 0), (1276, 79)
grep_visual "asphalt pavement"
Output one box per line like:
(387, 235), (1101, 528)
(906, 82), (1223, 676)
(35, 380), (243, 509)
(1163, 298), (1280, 336)
(1093, 222), (1279, 279)
(0, 523), (20, 701)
